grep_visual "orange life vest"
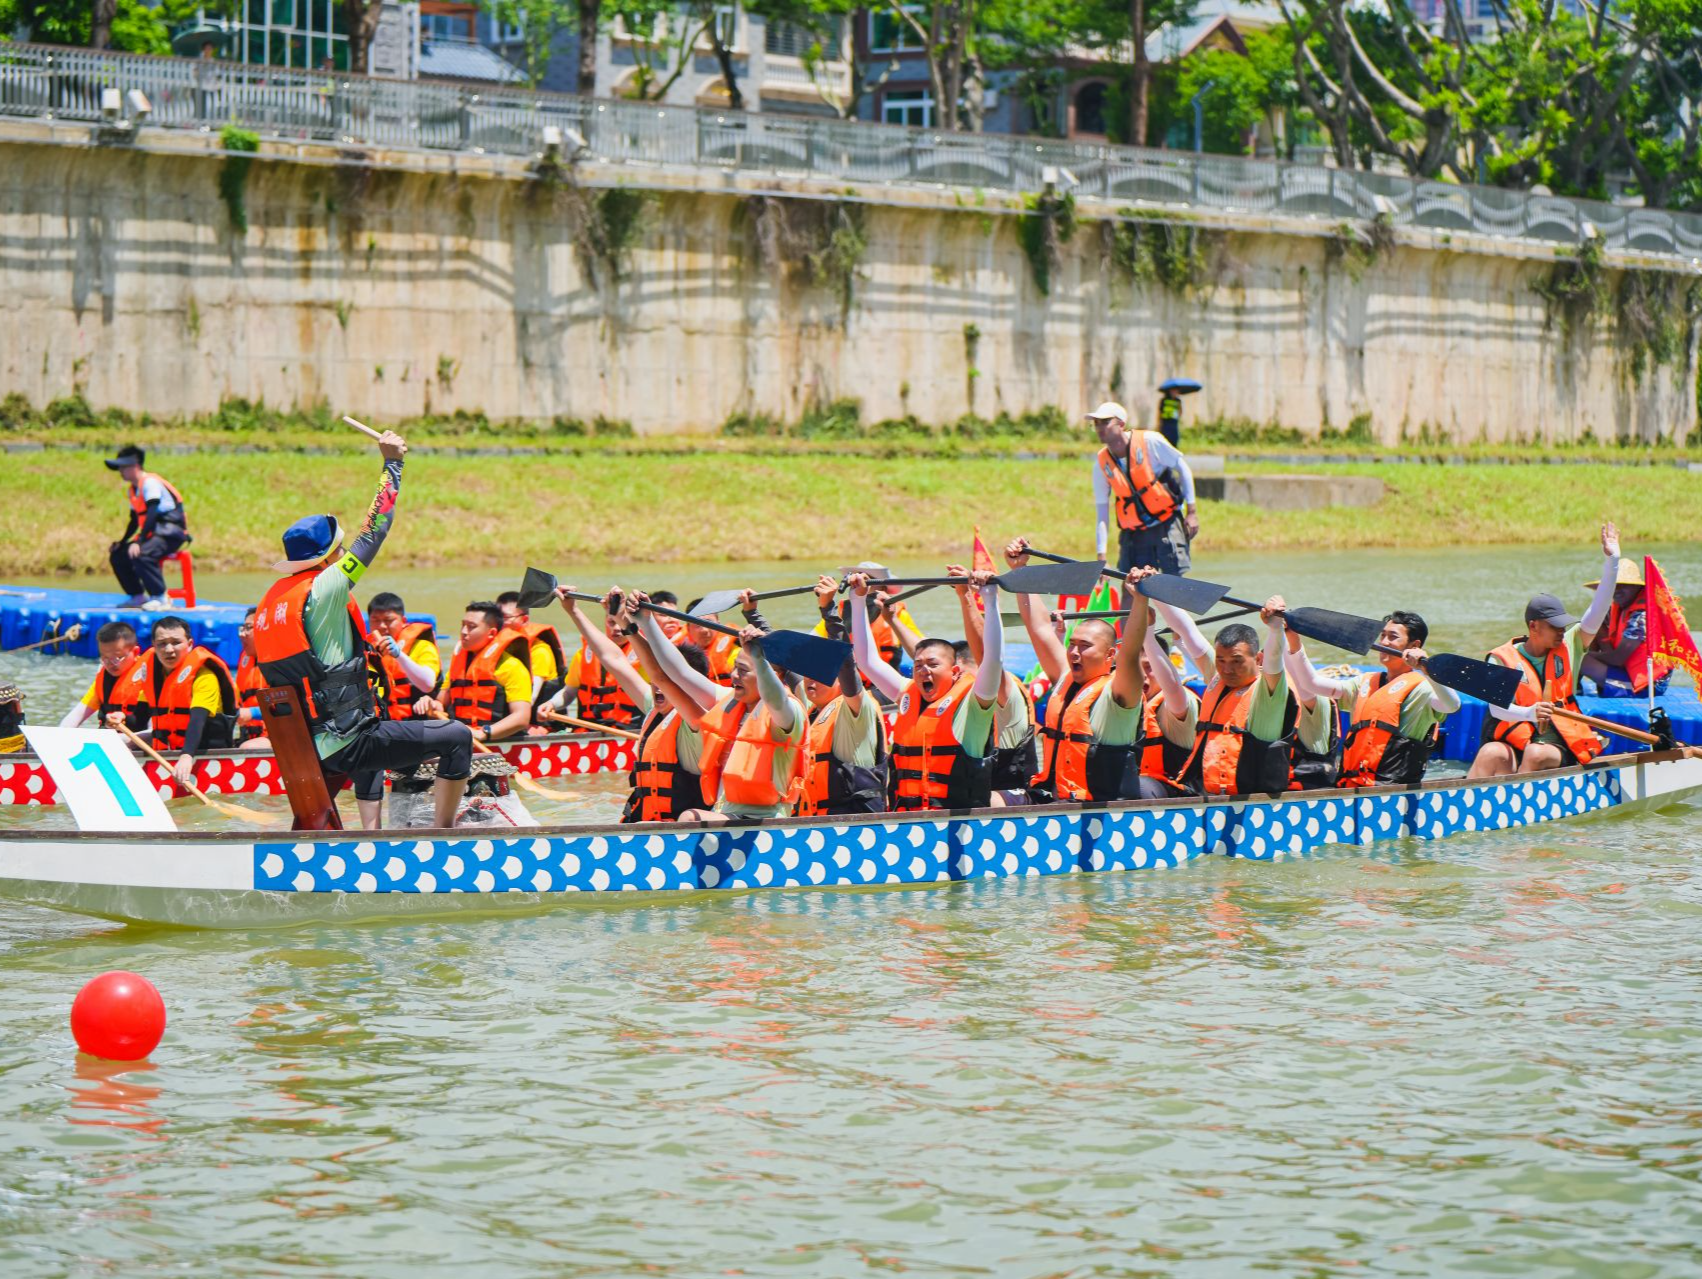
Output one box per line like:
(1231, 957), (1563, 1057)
(1032, 673), (1110, 801)
(127, 471), (187, 526)
(622, 708), (701, 823)
(255, 569), (376, 745)
(1486, 639), (1601, 765)
(516, 622), (566, 679)
(704, 633), (739, 686)
(1604, 599), (1670, 694)
(698, 694), (809, 810)
(573, 639), (644, 728)
(1096, 436), (1178, 532)
(1339, 670), (1435, 788)
(445, 627), (532, 729)
(97, 650), (146, 722)
(889, 673), (993, 811)
(235, 650), (268, 741)
(1175, 679), (1291, 797)
(373, 621), (439, 720)
(125, 645), (236, 752)
(1139, 690), (1193, 790)
(797, 695), (888, 818)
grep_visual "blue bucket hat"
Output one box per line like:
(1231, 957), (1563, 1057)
(274, 513), (344, 572)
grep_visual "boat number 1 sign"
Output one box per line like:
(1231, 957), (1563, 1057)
(22, 727), (177, 833)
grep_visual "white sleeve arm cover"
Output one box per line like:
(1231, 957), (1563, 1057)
(852, 598), (910, 702)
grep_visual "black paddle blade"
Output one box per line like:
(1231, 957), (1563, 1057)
(995, 560), (1107, 597)
(519, 566), (559, 610)
(1283, 607), (1383, 655)
(1423, 653), (1525, 709)
(1136, 574), (1231, 614)
(760, 631), (852, 686)
(691, 589), (744, 618)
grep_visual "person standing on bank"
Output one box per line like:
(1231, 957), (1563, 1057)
(1087, 401), (1199, 575)
(105, 445), (188, 609)
(254, 428), (474, 831)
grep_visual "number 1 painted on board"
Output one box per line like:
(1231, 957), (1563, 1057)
(69, 741), (144, 817)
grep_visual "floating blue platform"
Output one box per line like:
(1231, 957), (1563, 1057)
(0, 584), (436, 670)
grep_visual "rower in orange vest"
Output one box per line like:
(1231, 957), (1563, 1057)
(497, 590), (569, 723)
(543, 588), (647, 730)
(234, 606), (270, 745)
(943, 559), (1037, 792)
(847, 569), (1004, 812)
(106, 613), (236, 792)
(367, 590), (440, 720)
(423, 601), (534, 745)
(1470, 523), (1625, 779)
(794, 593), (886, 818)
(682, 601), (740, 687)
(59, 621), (142, 730)
(1582, 557), (1673, 698)
(633, 600), (810, 822)
(1283, 610), (1461, 788)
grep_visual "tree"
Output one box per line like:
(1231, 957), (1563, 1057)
(874, 1), (984, 131)
(1173, 28), (1296, 154)
(343, 0), (385, 74)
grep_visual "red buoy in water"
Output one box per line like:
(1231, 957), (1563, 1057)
(70, 971), (166, 1061)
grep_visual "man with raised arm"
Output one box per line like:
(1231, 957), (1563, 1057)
(1283, 609), (1460, 788)
(253, 429), (473, 831)
(848, 568), (1003, 812)
(1150, 593), (1294, 796)
(796, 575), (886, 817)
(1469, 522), (1623, 778)
(637, 601), (807, 823)
(945, 560), (1036, 791)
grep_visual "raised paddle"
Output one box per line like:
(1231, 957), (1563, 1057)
(1023, 546), (1126, 586)
(544, 710), (640, 741)
(635, 600), (851, 686)
(690, 584), (822, 618)
(7, 623), (84, 653)
(343, 415), (383, 441)
(1361, 643), (1525, 708)
(518, 567), (609, 612)
(875, 560), (1107, 597)
(113, 722), (285, 827)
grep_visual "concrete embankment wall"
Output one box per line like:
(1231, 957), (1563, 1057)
(0, 126), (1695, 443)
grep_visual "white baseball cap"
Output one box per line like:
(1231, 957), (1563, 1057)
(1085, 401), (1127, 423)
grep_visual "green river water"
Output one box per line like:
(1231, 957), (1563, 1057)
(3, 545), (1701, 1276)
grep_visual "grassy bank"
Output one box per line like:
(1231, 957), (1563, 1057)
(8, 444), (1696, 578)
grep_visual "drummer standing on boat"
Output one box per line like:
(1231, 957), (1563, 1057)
(1087, 401), (1199, 575)
(253, 428), (474, 830)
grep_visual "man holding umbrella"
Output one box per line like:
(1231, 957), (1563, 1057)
(1087, 400), (1199, 576)
(1156, 377), (1201, 446)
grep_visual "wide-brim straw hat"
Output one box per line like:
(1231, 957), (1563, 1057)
(1584, 557), (1645, 589)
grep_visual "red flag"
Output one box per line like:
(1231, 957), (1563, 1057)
(971, 527), (995, 613)
(1645, 556), (1701, 688)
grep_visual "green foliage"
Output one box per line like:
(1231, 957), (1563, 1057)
(1533, 238), (1612, 340)
(579, 187), (657, 287)
(1017, 191), (1076, 297)
(1325, 213), (1397, 282)
(740, 197), (867, 315)
(1174, 29), (1296, 155)
(1102, 217), (1220, 295)
(1616, 271), (1702, 381)
(217, 125), (261, 236)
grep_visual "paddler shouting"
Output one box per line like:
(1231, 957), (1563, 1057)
(254, 428), (473, 830)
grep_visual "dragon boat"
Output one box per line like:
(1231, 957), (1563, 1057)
(0, 731), (635, 806)
(1, 750), (1697, 929)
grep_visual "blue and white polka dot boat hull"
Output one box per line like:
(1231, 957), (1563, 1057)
(2, 754), (1698, 928)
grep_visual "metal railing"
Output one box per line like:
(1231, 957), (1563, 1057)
(5, 41), (1701, 259)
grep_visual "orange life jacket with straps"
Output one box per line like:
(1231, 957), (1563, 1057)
(97, 650), (146, 723)
(127, 645), (236, 752)
(1604, 598), (1670, 694)
(698, 694), (810, 810)
(621, 708), (702, 823)
(1097, 436), (1178, 532)
(255, 569), (377, 746)
(1139, 690), (1194, 792)
(797, 695), (888, 818)
(372, 621), (439, 720)
(516, 622), (568, 717)
(235, 650), (268, 741)
(703, 633), (739, 687)
(1339, 670), (1436, 788)
(1175, 679), (1292, 797)
(445, 628), (532, 729)
(1485, 639), (1601, 765)
(889, 673), (993, 811)
(1032, 673), (1110, 801)
(574, 640), (644, 728)
(127, 472), (187, 528)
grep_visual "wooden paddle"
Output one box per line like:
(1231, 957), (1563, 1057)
(343, 415), (383, 441)
(543, 710), (640, 741)
(1551, 707), (1702, 756)
(113, 722), (285, 827)
(7, 623), (83, 653)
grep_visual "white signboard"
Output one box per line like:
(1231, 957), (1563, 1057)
(22, 727), (177, 833)
(369, 3), (419, 81)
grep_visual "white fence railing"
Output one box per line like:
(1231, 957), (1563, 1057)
(5, 41), (1702, 259)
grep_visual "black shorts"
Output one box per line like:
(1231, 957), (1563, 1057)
(323, 718), (474, 802)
